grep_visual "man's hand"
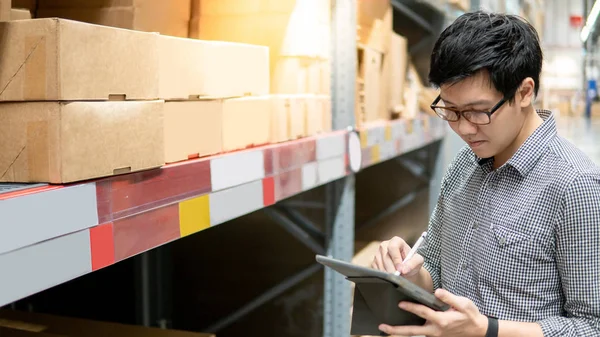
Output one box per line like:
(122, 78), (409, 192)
(378, 288), (489, 337)
(371, 236), (424, 276)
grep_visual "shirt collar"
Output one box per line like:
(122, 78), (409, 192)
(477, 110), (557, 177)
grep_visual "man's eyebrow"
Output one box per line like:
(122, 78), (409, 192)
(440, 96), (493, 107)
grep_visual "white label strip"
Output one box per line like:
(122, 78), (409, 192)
(379, 141), (397, 161)
(210, 150), (265, 191)
(0, 184), (98, 255)
(316, 133), (346, 161)
(0, 230), (92, 307)
(301, 162), (318, 191)
(318, 156), (346, 185)
(209, 180), (264, 226)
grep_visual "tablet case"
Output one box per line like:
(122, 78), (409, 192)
(316, 255), (450, 336)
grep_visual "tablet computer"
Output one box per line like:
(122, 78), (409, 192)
(316, 254), (450, 335)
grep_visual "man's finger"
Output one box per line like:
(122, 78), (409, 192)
(382, 252), (397, 273)
(374, 253), (384, 271)
(399, 301), (439, 322)
(401, 253), (424, 274)
(378, 323), (433, 337)
(387, 236), (407, 270)
(435, 288), (470, 312)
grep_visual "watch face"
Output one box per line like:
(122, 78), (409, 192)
(348, 131), (362, 173)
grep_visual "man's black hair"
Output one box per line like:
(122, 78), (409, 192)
(429, 11), (543, 100)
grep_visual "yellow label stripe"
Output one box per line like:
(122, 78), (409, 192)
(179, 195), (210, 237)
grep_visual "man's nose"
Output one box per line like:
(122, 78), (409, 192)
(457, 117), (478, 136)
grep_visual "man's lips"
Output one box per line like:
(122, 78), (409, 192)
(467, 140), (486, 147)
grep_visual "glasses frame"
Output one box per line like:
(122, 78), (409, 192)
(430, 95), (508, 125)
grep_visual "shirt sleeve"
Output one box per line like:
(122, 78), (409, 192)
(537, 174), (600, 336)
(418, 147), (466, 292)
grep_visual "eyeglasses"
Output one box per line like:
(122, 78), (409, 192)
(430, 95), (508, 125)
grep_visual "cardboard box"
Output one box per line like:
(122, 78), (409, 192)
(222, 96), (272, 151)
(272, 57), (324, 94)
(0, 18), (159, 101)
(388, 33), (408, 112)
(304, 94), (321, 136)
(37, 0), (190, 37)
(0, 310), (215, 337)
(10, 8), (32, 20)
(317, 94), (332, 132)
(270, 95), (293, 143)
(288, 95), (306, 139)
(0, 100), (164, 183)
(158, 35), (269, 99)
(356, 0), (392, 53)
(358, 46), (383, 123)
(164, 101), (222, 163)
(0, 3), (7, 21)
(1, 0), (9, 21)
(192, 2), (331, 93)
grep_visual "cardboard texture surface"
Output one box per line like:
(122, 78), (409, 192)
(37, 0), (191, 37)
(10, 8), (33, 20)
(358, 46), (383, 123)
(272, 56), (328, 94)
(288, 95), (306, 139)
(0, 18), (159, 101)
(193, 1), (331, 93)
(164, 101), (222, 163)
(304, 94), (323, 136)
(158, 35), (269, 99)
(357, 0), (392, 53)
(389, 33), (408, 111)
(0, 100), (164, 183)
(317, 94), (332, 132)
(0, 310), (215, 337)
(270, 95), (293, 143)
(0, 0), (10, 21)
(192, 0), (330, 23)
(222, 96), (272, 151)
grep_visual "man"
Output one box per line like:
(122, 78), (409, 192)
(371, 11), (600, 337)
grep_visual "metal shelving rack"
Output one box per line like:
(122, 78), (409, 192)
(0, 0), (448, 335)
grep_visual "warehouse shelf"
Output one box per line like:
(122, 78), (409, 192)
(0, 113), (445, 308)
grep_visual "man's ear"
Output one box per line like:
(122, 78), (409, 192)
(518, 77), (535, 108)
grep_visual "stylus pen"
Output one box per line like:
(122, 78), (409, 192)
(394, 231), (427, 276)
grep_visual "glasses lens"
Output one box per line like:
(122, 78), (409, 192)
(464, 111), (490, 125)
(434, 108), (459, 121)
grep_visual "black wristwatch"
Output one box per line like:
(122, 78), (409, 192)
(485, 316), (499, 337)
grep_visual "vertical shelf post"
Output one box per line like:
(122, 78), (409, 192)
(323, 0), (356, 336)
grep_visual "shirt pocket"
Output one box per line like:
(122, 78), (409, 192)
(478, 223), (554, 286)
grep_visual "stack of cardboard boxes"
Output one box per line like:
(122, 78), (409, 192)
(0, 16), (270, 184)
(356, 0), (412, 127)
(189, 0), (333, 141)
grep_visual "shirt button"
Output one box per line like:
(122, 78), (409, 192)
(500, 237), (506, 246)
(473, 222), (479, 230)
(462, 263), (468, 270)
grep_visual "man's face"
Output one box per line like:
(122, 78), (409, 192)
(440, 72), (526, 159)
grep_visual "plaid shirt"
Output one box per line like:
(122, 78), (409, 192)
(420, 110), (600, 336)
